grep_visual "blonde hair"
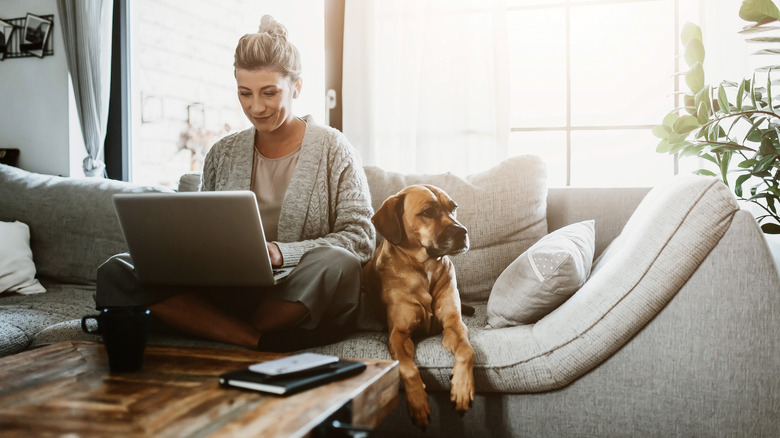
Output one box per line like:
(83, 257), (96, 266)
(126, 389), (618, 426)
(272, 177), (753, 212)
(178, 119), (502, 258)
(234, 15), (302, 81)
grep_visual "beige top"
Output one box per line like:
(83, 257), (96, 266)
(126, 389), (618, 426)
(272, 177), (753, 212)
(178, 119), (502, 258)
(251, 147), (301, 241)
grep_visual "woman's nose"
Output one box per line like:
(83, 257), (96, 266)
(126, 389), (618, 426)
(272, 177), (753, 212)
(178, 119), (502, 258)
(250, 96), (265, 114)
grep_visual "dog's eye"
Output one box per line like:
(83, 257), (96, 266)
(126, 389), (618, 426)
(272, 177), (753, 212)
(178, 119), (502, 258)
(419, 208), (436, 218)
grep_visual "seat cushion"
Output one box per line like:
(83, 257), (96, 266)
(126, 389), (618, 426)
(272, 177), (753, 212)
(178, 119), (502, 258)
(0, 281), (97, 357)
(364, 155), (548, 301)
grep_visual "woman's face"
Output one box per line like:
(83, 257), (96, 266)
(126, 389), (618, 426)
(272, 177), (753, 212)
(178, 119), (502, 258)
(236, 67), (301, 134)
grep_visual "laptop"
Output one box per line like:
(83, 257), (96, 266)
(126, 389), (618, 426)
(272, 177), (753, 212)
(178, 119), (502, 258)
(112, 190), (292, 287)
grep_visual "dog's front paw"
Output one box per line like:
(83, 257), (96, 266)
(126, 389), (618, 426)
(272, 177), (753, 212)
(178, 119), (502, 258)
(406, 388), (431, 429)
(450, 369), (475, 415)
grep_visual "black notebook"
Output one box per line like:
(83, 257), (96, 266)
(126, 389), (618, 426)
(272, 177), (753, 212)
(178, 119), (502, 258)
(219, 359), (367, 395)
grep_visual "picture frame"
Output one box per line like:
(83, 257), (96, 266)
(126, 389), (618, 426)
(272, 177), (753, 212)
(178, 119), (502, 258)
(0, 18), (16, 61)
(20, 13), (52, 58)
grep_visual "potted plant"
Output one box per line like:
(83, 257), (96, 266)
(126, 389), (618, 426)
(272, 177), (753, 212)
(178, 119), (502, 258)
(653, 0), (780, 234)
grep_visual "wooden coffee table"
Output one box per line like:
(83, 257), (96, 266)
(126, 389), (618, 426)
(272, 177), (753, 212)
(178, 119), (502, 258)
(0, 341), (399, 437)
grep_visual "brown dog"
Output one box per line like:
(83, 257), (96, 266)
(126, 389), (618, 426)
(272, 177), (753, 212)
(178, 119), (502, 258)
(363, 184), (475, 428)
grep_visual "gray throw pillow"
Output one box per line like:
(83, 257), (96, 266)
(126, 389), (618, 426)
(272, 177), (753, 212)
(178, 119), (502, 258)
(487, 220), (595, 328)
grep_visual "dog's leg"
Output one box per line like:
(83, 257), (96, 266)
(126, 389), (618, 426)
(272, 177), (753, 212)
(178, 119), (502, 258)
(433, 278), (475, 415)
(387, 323), (430, 429)
(440, 313), (475, 414)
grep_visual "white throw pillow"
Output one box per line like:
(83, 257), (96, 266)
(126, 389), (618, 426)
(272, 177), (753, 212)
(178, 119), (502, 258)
(0, 220), (46, 295)
(487, 220), (595, 328)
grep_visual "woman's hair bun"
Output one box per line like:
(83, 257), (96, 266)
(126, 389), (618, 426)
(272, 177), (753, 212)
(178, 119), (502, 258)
(258, 15), (287, 38)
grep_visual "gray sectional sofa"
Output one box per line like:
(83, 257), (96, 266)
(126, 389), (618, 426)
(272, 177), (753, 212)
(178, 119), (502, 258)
(1, 158), (778, 437)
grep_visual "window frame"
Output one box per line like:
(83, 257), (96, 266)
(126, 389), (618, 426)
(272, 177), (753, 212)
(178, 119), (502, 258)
(508, 0), (681, 186)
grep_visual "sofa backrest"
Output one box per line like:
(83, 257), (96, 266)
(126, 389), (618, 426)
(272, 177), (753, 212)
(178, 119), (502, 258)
(0, 164), (169, 284)
(547, 187), (650, 258)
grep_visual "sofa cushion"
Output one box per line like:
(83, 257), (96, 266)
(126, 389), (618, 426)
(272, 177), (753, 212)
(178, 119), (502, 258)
(364, 155), (548, 301)
(0, 164), (169, 284)
(486, 220), (595, 328)
(0, 221), (46, 294)
(0, 281), (97, 357)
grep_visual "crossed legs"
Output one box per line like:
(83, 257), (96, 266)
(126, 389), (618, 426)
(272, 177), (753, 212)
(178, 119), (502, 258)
(149, 294), (307, 349)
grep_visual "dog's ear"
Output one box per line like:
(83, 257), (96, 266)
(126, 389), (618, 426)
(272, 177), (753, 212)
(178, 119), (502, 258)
(372, 194), (405, 245)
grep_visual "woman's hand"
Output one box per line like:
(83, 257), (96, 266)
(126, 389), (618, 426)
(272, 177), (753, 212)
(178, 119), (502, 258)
(267, 242), (283, 267)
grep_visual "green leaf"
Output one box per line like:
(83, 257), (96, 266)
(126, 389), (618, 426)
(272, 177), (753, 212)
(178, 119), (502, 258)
(737, 79), (747, 111)
(760, 137), (776, 155)
(656, 139), (672, 153)
(662, 112), (679, 129)
(669, 141), (693, 155)
(769, 68), (775, 113)
(679, 144), (705, 158)
(673, 115), (701, 134)
(717, 84), (730, 115)
(697, 101), (710, 124)
(686, 63), (706, 94)
(746, 36), (780, 42)
(684, 38), (706, 67)
(740, 0), (780, 23)
(752, 48), (780, 55)
(710, 143), (756, 153)
(681, 22), (703, 45)
(746, 117), (767, 142)
(701, 153), (718, 165)
(693, 169), (717, 177)
(652, 124), (670, 139)
(683, 94), (696, 114)
(720, 151), (732, 184)
(761, 222), (780, 234)
(735, 174), (752, 197)
(755, 154), (778, 173)
(752, 72), (759, 107)
(740, 23), (780, 34)
(739, 158), (759, 168)
(695, 86), (712, 116)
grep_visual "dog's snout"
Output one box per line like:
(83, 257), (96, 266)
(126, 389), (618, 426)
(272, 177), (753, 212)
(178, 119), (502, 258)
(435, 223), (469, 255)
(449, 225), (467, 240)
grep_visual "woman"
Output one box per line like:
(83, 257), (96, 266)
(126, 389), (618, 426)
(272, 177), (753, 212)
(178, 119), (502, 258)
(96, 16), (376, 351)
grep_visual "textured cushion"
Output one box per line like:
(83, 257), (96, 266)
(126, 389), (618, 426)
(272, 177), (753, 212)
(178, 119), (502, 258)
(0, 164), (169, 284)
(0, 221), (46, 294)
(0, 282), (97, 357)
(487, 220), (595, 328)
(364, 156), (548, 301)
(178, 172), (202, 192)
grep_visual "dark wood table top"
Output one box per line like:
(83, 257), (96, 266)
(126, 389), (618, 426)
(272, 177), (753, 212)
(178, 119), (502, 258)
(0, 341), (399, 437)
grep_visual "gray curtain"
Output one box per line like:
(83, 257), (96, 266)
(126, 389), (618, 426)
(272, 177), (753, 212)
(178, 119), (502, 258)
(57, 0), (114, 177)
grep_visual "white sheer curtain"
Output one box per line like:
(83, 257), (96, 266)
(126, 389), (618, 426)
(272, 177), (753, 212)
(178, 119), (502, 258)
(57, 0), (114, 177)
(342, 0), (509, 175)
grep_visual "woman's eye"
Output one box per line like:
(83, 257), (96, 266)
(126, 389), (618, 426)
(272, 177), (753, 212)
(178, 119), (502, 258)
(264, 92), (278, 97)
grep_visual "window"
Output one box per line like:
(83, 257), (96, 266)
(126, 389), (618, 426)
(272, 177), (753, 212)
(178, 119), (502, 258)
(126, 0), (325, 189)
(507, 0), (683, 187)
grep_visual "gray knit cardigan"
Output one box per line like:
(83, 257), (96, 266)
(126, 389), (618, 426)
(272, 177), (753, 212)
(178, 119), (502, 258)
(200, 116), (376, 267)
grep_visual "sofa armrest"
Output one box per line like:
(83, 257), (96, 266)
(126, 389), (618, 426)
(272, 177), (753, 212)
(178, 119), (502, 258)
(547, 187), (650, 257)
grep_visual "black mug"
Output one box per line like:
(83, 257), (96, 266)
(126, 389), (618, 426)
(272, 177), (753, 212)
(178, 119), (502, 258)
(81, 307), (151, 372)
